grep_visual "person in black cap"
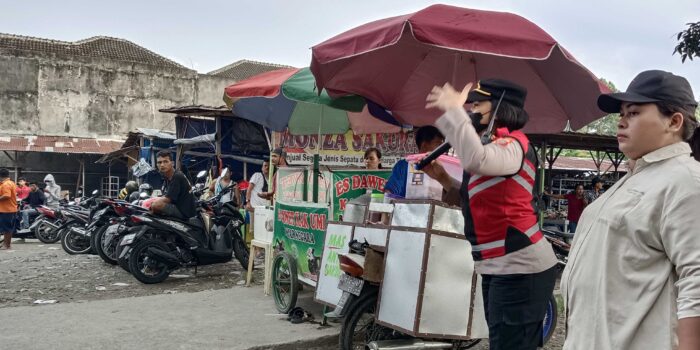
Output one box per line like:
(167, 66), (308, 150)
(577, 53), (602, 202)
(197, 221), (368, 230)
(562, 70), (700, 349)
(426, 79), (558, 350)
(270, 147), (288, 168)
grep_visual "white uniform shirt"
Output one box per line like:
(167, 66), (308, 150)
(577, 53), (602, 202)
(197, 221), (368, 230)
(562, 142), (700, 350)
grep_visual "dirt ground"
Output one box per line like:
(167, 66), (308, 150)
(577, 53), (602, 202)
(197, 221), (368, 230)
(0, 239), (263, 308)
(0, 239), (565, 350)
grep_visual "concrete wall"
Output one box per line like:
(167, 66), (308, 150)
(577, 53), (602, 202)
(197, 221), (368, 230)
(0, 53), (235, 139)
(196, 74), (235, 108)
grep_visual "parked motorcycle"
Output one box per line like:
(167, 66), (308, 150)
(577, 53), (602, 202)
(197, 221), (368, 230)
(90, 199), (149, 265)
(27, 205), (65, 244)
(118, 170), (249, 284)
(58, 190), (100, 254)
(542, 227), (572, 266)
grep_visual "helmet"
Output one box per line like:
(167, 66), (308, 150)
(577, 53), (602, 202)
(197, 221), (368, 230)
(125, 181), (139, 193)
(139, 183), (153, 195)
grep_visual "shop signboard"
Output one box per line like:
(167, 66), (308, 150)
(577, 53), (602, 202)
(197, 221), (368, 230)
(272, 200), (329, 285)
(330, 169), (391, 221)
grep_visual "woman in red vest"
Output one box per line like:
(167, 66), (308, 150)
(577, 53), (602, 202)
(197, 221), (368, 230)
(426, 79), (558, 350)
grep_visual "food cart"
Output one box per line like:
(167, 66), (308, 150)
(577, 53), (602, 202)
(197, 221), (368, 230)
(270, 165), (392, 313)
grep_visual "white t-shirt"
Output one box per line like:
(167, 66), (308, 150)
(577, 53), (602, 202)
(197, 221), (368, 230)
(248, 172), (270, 208)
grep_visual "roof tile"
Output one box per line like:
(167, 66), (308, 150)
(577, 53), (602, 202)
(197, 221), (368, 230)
(208, 59), (293, 81)
(0, 33), (190, 70)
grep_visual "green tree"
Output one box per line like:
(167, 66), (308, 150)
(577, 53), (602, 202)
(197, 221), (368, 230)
(575, 78), (619, 136)
(674, 22), (700, 63)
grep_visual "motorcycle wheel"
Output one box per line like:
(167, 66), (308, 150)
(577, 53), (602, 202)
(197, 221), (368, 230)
(60, 223), (92, 255)
(232, 228), (249, 269)
(271, 252), (298, 314)
(542, 294), (559, 345)
(128, 239), (171, 284)
(35, 220), (61, 244)
(93, 225), (118, 265)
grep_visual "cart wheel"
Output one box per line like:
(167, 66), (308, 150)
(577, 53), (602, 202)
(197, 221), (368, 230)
(272, 252), (298, 314)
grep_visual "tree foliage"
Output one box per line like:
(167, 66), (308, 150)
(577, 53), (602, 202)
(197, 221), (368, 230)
(674, 21), (700, 63)
(575, 78), (619, 137)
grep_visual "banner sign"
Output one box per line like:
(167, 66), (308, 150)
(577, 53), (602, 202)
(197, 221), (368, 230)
(315, 223), (354, 307)
(331, 169), (392, 221)
(274, 130), (418, 167)
(276, 167), (306, 202)
(273, 201), (329, 285)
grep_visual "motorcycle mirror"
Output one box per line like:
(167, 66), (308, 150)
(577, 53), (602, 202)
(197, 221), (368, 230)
(92, 190), (99, 196)
(196, 170), (207, 179)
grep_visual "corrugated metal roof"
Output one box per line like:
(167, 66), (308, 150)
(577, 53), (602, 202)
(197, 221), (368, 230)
(0, 33), (191, 71)
(136, 128), (176, 140)
(553, 156), (628, 172)
(0, 135), (122, 154)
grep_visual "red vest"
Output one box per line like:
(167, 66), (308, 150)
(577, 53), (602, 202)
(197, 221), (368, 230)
(465, 128), (542, 260)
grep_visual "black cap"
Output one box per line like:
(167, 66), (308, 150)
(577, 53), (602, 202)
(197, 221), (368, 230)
(272, 147), (286, 158)
(467, 79), (527, 109)
(598, 70), (697, 113)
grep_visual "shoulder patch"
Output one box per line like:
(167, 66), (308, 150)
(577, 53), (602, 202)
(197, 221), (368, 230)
(495, 138), (515, 147)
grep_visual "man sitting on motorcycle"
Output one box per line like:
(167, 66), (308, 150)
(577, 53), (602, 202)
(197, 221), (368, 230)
(150, 150), (197, 220)
(20, 182), (45, 229)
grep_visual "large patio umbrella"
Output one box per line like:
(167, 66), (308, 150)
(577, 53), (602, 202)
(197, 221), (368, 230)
(310, 4), (611, 133)
(223, 67), (401, 135)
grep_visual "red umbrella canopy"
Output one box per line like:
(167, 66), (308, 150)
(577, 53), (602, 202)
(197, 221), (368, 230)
(311, 4), (611, 133)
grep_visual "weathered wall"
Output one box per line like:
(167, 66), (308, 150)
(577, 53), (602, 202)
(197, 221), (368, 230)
(0, 53), (234, 139)
(196, 74), (234, 107)
(0, 55), (40, 132)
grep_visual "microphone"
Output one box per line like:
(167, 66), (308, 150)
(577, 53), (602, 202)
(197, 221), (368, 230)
(414, 141), (451, 170)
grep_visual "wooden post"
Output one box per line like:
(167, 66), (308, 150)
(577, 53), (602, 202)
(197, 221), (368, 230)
(76, 157), (83, 196)
(13, 151), (18, 182)
(215, 116), (222, 159)
(538, 141), (547, 226)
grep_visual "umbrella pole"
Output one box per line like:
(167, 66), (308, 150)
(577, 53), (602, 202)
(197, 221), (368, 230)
(312, 108), (322, 203)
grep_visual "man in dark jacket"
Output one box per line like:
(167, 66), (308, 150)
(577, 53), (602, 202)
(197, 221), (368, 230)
(21, 183), (45, 229)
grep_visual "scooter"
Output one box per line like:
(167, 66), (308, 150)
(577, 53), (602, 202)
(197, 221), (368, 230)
(118, 169), (249, 284)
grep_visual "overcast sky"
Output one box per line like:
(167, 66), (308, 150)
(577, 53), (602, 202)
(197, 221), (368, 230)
(2, 0), (699, 96)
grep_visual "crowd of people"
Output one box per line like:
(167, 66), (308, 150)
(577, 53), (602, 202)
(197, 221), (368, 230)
(0, 171), (66, 250)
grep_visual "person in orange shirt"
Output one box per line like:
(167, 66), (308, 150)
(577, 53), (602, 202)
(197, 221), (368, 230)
(0, 168), (18, 250)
